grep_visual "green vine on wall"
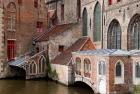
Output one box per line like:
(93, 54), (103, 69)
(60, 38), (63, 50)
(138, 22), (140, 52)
(45, 45), (58, 81)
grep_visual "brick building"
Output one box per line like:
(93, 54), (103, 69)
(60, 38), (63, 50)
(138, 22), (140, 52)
(0, 0), (47, 78)
(72, 49), (134, 93)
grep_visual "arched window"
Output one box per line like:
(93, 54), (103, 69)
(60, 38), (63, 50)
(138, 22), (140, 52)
(136, 62), (140, 78)
(128, 14), (140, 50)
(94, 2), (101, 42)
(39, 58), (42, 73)
(77, 0), (81, 19)
(82, 8), (88, 36)
(99, 61), (106, 75)
(39, 56), (46, 73)
(75, 57), (81, 75)
(116, 62), (122, 77)
(41, 56), (46, 73)
(84, 58), (91, 77)
(29, 63), (32, 74)
(32, 62), (37, 74)
(115, 61), (124, 84)
(7, 3), (16, 32)
(107, 19), (121, 49)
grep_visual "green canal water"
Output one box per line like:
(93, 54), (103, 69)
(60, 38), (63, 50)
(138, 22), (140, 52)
(0, 79), (94, 94)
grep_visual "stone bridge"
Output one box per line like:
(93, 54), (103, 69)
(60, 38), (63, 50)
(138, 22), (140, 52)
(74, 74), (96, 93)
(8, 50), (47, 79)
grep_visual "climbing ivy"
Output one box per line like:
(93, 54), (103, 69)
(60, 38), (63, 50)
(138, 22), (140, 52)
(45, 45), (58, 81)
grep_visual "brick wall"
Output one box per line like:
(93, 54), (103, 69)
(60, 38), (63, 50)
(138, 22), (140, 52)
(108, 56), (133, 93)
(3, 0), (47, 58)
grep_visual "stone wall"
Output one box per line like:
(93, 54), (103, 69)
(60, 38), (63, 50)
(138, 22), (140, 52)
(38, 23), (82, 60)
(103, 0), (140, 50)
(81, 0), (103, 49)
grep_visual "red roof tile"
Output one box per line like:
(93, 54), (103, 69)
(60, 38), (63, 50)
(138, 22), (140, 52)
(51, 37), (96, 65)
(35, 23), (76, 42)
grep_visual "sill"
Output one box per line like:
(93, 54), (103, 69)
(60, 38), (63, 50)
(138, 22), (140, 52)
(8, 30), (16, 32)
(114, 82), (125, 85)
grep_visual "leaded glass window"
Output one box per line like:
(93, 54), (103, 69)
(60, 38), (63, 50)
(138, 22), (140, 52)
(107, 20), (121, 49)
(7, 3), (16, 32)
(116, 62), (122, 77)
(128, 15), (140, 50)
(75, 57), (81, 74)
(99, 61), (106, 75)
(94, 2), (101, 41)
(136, 62), (140, 78)
(84, 58), (91, 73)
(82, 8), (88, 36)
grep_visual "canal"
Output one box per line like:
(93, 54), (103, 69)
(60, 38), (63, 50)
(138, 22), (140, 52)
(0, 79), (94, 94)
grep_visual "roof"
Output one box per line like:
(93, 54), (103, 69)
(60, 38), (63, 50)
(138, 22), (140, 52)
(51, 37), (96, 65)
(9, 57), (25, 67)
(73, 49), (130, 56)
(129, 50), (140, 56)
(35, 23), (76, 42)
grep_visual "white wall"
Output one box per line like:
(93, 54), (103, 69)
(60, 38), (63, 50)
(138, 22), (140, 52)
(51, 64), (72, 85)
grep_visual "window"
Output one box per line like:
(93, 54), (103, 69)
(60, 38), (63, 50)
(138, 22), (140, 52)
(117, 0), (121, 2)
(30, 61), (37, 74)
(18, 0), (22, 5)
(34, 0), (38, 8)
(7, 3), (16, 32)
(39, 56), (46, 73)
(75, 57), (81, 75)
(29, 63), (32, 74)
(82, 8), (88, 36)
(136, 62), (140, 78)
(84, 58), (91, 77)
(61, 4), (64, 21)
(77, 0), (81, 19)
(107, 19), (121, 49)
(94, 2), (101, 41)
(128, 14), (140, 50)
(115, 61), (124, 84)
(36, 21), (43, 32)
(58, 45), (64, 52)
(32, 62), (36, 74)
(7, 40), (15, 61)
(99, 61), (106, 75)
(36, 47), (39, 53)
(116, 62), (122, 77)
(108, 0), (112, 5)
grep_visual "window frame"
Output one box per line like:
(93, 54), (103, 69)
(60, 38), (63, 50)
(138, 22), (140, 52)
(114, 60), (124, 84)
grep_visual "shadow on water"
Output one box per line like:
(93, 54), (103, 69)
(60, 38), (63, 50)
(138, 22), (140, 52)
(71, 81), (95, 94)
(0, 78), (94, 94)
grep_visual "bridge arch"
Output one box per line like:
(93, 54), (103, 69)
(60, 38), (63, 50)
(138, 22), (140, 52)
(74, 76), (95, 93)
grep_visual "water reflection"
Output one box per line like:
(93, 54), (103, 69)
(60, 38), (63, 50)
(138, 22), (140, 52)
(0, 80), (93, 94)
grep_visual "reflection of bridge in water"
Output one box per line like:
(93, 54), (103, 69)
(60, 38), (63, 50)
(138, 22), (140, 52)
(8, 50), (47, 79)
